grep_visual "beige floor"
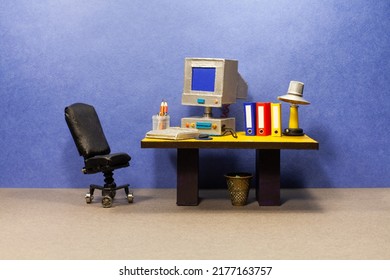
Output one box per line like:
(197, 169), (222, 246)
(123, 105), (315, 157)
(1, 188), (389, 260)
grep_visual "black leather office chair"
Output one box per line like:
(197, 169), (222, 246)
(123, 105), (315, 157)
(65, 103), (134, 208)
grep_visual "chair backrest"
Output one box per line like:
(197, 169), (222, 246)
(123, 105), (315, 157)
(65, 103), (111, 159)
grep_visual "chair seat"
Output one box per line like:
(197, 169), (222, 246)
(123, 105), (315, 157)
(84, 153), (131, 173)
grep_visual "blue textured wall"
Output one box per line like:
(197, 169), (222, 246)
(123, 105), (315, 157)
(1, 0), (389, 188)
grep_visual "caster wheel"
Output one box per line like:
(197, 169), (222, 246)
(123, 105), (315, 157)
(102, 195), (113, 208)
(127, 192), (134, 203)
(102, 189), (116, 199)
(85, 193), (94, 204)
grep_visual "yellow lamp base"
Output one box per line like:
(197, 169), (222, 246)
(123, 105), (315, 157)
(284, 104), (304, 136)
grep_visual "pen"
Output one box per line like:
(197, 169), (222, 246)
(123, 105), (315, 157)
(159, 100), (164, 116)
(163, 101), (168, 116)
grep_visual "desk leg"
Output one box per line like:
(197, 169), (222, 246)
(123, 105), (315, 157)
(177, 148), (199, 206)
(256, 149), (281, 206)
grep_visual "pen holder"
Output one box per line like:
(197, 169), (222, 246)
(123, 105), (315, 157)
(153, 115), (170, 130)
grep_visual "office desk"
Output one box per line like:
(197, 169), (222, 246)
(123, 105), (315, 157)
(141, 132), (319, 206)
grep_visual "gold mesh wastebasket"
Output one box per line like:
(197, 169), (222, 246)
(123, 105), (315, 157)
(224, 172), (253, 206)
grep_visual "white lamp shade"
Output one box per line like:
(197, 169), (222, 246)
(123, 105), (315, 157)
(277, 81), (310, 105)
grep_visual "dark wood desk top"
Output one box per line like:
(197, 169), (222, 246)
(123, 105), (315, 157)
(141, 132), (319, 150)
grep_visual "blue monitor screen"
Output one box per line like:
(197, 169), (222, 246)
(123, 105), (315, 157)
(191, 67), (216, 92)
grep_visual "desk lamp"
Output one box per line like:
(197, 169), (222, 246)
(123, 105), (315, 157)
(277, 81), (310, 136)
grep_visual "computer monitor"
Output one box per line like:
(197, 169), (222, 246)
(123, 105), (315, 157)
(181, 58), (242, 135)
(182, 58), (239, 107)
